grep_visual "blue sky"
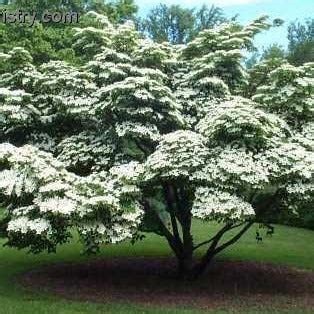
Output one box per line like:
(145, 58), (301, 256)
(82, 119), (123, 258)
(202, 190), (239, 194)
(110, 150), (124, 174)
(135, 0), (313, 51)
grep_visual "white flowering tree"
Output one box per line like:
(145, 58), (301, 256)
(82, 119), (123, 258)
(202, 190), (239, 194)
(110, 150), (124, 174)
(0, 14), (313, 279)
(250, 60), (314, 228)
(252, 61), (314, 128)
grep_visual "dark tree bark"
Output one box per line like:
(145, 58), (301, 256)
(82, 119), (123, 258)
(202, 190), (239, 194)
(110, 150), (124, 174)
(177, 210), (194, 279)
(193, 221), (254, 278)
(143, 183), (255, 280)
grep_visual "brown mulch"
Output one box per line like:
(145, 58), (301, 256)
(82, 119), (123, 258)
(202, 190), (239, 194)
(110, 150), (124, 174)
(18, 257), (314, 310)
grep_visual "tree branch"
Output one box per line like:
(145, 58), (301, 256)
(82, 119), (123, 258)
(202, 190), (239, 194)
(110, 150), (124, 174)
(163, 184), (183, 248)
(213, 220), (255, 255)
(193, 222), (246, 251)
(192, 223), (233, 277)
(134, 139), (150, 158)
(254, 186), (285, 220)
(192, 220), (254, 278)
(170, 212), (182, 243)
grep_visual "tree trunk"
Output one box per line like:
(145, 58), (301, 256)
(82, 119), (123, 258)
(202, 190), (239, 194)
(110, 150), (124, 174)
(177, 250), (194, 280)
(158, 183), (254, 281)
(178, 201), (195, 280)
(176, 248), (215, 280)
(192, 251), (215, 279)
(178, 255), (193, 279)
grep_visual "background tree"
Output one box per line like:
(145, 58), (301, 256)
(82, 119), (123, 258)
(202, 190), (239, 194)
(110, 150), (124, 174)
(140, 4), (195, 44)
(10, 0), (86, 14)
(287, 18), (314, 65)
(261, 43), (286, 60)
(194, 5), (227, 33)
(85, 0), (138, 22)
(0, 0), (138, 65)
(141, 4), (226, 44)
(6, 0), (138, 18)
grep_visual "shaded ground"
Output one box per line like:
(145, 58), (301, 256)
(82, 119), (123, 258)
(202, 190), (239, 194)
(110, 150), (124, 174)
(18, 257), (314, 311)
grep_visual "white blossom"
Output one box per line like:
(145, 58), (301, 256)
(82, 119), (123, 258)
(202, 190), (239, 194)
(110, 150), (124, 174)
(0, 14), (312, 254)
(7, 217), (51, 235)
(192, 187), (255, 221)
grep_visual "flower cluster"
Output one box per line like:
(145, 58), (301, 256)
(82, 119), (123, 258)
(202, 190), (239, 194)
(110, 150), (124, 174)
(253, 62), (314, 127)
(196, 97), (290, 150)
(144, 131), (209, 181)
(192, 187), (255, 222)
(0, 143), (143, 253)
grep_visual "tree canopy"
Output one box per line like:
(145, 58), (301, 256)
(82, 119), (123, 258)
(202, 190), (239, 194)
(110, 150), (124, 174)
(0, 13), (313, 279)
(288, 18), (314, 65)
(0, 0), (138, 65)
(140, 4), (227, 44)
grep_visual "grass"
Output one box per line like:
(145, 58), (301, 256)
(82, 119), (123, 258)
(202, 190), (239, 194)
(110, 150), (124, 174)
(0, 220), (313, 314)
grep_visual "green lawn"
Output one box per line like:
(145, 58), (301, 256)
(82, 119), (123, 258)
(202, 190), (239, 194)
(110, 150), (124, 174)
(0, 220), (313, 314)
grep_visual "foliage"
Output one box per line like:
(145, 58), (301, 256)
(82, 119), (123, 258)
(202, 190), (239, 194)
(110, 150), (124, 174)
(7, 0), (138, 19)
(0, 1), (138, 65)
(0, 13), (313, 279)
(288, 18), (314, 65)
(141, 4), (226, 44)
(252, 62), (314, 128)
(261, 44), (286, 60)
(245, 56), (286, 96)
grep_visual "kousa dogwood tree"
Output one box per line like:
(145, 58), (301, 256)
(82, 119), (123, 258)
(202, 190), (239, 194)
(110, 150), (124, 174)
(0, 13), (313, 279)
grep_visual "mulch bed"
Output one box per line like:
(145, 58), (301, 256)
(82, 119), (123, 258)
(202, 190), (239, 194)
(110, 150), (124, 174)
(18, 257), (314, 310)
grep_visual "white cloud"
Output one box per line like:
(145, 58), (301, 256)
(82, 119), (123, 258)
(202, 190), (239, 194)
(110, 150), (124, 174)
(212, 0), (266, 6)
(136, 0), (267, 8)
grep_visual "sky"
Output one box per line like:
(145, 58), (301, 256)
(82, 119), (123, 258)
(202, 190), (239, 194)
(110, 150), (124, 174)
(135, 0), (313, 51)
